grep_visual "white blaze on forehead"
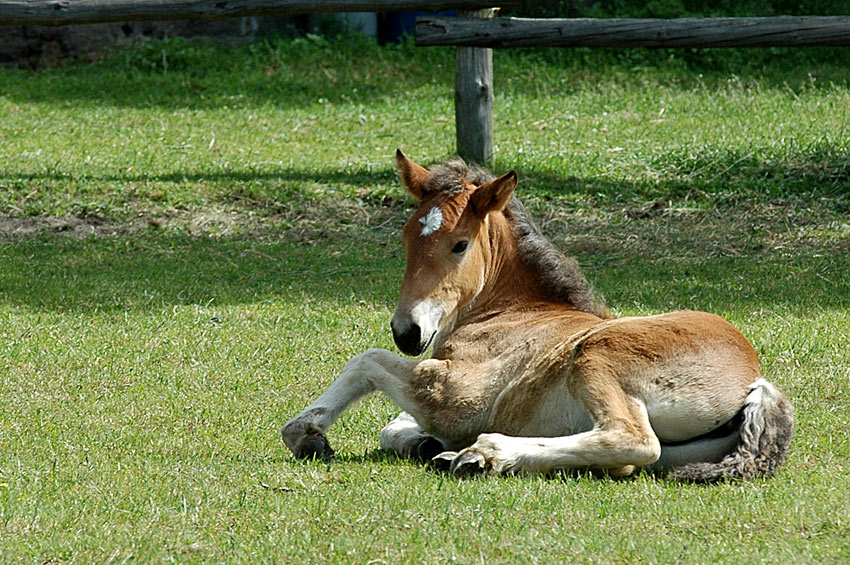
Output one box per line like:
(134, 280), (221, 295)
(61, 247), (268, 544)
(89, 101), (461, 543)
(418, 206), (444, 237)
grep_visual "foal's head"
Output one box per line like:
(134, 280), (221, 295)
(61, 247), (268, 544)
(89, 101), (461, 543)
(391, 151), (517, 356)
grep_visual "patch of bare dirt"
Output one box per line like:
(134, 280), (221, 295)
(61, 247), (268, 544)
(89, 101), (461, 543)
(2, 198), (846, 264)
(0, 198), (409, 242)
(526, 198), (850, 263)
(0, 215), (129, 238)
(0, 211), (276, 239)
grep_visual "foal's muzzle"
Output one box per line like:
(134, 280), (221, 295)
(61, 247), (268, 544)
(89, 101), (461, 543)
(390, 301), (444, 357)
(391, 321), (427, 356)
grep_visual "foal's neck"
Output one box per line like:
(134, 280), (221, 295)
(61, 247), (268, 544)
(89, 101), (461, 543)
(459, 212), (556, 324)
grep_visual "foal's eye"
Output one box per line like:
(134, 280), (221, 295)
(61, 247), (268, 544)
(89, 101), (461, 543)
(451, 240), (469, 255)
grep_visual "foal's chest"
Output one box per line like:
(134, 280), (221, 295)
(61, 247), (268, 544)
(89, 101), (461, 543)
(410, 318), (592, 443)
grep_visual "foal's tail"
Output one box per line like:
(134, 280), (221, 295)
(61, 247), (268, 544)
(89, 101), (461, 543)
(671, 379), (794, 482)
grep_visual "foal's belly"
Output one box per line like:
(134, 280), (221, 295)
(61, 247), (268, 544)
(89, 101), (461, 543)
(505, 385), (594, 438)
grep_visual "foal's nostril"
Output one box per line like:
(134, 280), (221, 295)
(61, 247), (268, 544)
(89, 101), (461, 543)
(392, 322), (423, 356)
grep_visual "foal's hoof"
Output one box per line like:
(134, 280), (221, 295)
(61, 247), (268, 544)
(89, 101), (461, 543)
(282, 421), (335, 461)
(451, 451), (487, 476)
(429, 451), (458, 473)
(296, 431), (335, 461)
(416, 436), (446, 462)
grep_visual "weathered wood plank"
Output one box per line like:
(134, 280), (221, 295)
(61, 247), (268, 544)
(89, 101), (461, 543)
(455, 8), (494, 165)
(0, 1), (512, 26)
(417, 16), (850, 48)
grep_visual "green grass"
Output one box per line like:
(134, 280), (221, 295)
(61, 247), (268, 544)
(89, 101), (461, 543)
(1, 35), (849, 562)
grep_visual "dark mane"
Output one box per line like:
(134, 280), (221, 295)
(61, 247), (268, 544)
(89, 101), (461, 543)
(507, 198), (610, 318)
(426, 158), (609, 318)
(426, 157), (494, 195)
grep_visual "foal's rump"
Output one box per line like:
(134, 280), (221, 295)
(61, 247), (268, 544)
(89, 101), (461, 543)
(656, 378), (794, 481)
(572, 310), (761, 438)
(566, 309), (792, 479)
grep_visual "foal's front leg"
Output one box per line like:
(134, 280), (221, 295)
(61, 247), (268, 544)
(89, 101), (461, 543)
(282, 348), (442, 460)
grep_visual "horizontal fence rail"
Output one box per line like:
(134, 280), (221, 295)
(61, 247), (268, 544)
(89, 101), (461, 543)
(0, 0), (512, 26)
(416, 16), (850, 48)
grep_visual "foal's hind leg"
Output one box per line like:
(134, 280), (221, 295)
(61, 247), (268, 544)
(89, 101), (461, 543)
(380, 412), (447, 462)
(447, 407), (662, 476)
(447, 362), (662, 476)
(282, 348), (444, 460)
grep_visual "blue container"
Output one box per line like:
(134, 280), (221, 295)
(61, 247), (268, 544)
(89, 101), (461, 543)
(379, 11), (457, 44)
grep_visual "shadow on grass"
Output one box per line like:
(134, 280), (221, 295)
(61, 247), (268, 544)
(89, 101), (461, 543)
(2, 167), (399, 195)
(0, 36), (455, 111)
(3, 141), (849, 206)
(1, 204), (848, 318)
(0, 231), (404, 314)
(2, 148), (849, 316)
(516, 149), (850, 204)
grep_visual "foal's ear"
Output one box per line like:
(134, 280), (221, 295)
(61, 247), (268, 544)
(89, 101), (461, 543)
(395, 149), (430, 201)
(470, 171), (518, 215)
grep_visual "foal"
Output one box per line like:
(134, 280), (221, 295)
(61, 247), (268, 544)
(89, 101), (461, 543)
(283, 152), (793, 481)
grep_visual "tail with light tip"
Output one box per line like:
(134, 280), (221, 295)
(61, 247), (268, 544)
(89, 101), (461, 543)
(670, 379), (794, 482)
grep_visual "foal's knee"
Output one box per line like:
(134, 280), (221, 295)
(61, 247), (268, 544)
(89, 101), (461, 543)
(602, 424), (662, 469)
(635, 436), (662, 467)
(599, 435), (660, 477)
(623, 430), (662, 468)
(345, 348), (395, 374)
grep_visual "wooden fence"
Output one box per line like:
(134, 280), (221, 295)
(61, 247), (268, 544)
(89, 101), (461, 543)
(0, 0), (503, 25)
(416, 15), (850, 48)
(2, 2), (849, 163)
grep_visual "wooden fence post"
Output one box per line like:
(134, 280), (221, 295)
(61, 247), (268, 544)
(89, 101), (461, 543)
(455, 8), (496, 165)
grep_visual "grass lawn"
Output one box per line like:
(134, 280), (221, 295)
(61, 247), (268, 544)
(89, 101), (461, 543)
(1, 35), (849, 562)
